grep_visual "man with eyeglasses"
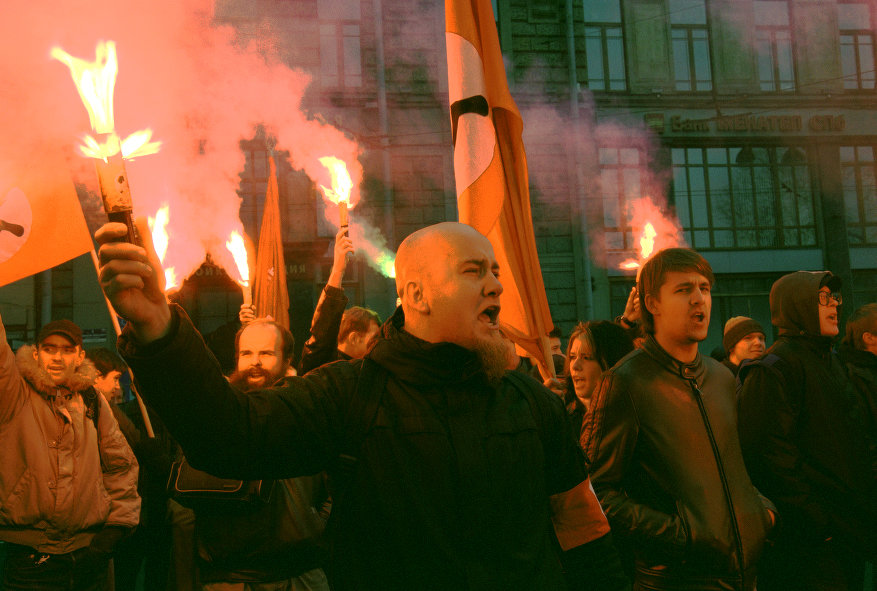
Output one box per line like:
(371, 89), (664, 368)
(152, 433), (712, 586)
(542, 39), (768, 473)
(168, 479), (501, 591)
(738, 272), (877, 591)
(0, 317), (140, 590)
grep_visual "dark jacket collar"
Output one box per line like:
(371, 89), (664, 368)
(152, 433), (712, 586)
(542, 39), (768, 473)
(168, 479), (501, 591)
(368, 307), (486, 387)
(641, 335), (705, 384)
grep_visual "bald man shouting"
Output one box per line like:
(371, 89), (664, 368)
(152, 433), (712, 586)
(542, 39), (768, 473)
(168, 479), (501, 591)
(95, 221), (629, 591)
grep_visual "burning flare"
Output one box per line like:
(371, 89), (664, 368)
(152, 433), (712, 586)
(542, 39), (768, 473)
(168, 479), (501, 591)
(147, 205), (178, 291)
(318, 156), (353, 207)
(51, 41), (161, 161)
(620, 222), (657, 270)
(226, 230), (252, 306)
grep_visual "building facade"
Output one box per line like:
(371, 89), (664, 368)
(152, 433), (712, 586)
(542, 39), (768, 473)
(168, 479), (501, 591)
(2, 0), (875, 358)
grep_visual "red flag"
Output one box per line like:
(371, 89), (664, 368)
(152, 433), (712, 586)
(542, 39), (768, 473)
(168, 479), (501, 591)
(253, 155), (290, 330)
(0, 159), (92, 287)
(445, 0), (555, 377)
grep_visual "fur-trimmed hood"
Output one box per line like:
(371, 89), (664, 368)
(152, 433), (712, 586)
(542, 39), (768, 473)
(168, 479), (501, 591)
(15, 345), (97, 398)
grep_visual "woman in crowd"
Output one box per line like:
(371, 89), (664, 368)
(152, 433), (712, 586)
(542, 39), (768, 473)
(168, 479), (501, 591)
(561, 321), (634, 437)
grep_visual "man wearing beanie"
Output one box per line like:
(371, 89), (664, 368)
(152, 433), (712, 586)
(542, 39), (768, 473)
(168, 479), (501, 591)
(738, 271), (877, 590)
(721, 316), (766, 374)
(0, 314), (140, 590)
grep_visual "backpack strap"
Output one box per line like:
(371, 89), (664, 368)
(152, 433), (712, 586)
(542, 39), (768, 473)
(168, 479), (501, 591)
(82, 386), (101, 432)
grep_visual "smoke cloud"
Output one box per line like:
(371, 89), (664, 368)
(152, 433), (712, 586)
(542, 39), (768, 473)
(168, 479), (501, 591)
(0, 0), (362, 282)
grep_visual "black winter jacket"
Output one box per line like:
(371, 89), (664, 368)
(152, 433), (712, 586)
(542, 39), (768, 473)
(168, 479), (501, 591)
(582, 336), (773, 591)
(120, 306), (628, 591)
(739, 336), (877, 556)
(299, 284), (349, 375)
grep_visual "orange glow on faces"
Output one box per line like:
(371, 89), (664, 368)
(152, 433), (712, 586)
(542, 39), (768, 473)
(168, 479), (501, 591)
(51, 41), (161, 161)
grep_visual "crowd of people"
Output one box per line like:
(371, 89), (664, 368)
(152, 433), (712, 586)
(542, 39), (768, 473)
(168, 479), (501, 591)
(0, 220), (875, 591)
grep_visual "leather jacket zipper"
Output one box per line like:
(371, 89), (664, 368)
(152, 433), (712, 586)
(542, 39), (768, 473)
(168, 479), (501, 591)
(688, 378), (747, 590)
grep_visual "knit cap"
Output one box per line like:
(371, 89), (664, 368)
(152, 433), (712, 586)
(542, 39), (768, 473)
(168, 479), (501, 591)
(723, 316), (765, 353)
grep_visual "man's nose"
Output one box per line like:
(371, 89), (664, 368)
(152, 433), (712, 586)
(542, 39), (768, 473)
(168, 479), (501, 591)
(484, 271), (503, 297)
(691, 288), (706, 304)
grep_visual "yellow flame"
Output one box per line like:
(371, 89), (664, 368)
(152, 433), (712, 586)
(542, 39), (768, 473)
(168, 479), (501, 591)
(226, 230), (250, 286)
(640, 222), (657, 260)
(147, 204), (177, 291)
(53, 41), (161, 161)
(51, 41), (117, 134)
(318, 156), (352, 206)
(164, 268), (178, 291)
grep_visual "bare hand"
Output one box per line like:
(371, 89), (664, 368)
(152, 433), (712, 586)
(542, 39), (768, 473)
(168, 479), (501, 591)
(327, 228), (355, 288)
(239, 304), (256, 325)
(622, 286), (641, 324)
(95, 221), (171, 343)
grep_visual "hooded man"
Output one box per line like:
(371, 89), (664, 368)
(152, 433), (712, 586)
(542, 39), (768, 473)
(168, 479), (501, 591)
(738, 271), (877, 591)
(580, 247), (774, 591)
(0, 317), (140, 591)
(95, 220), (629, 591)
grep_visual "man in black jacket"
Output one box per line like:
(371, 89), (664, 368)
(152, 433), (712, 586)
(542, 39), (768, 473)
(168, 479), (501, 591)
(197, 319), (328, 590)
(95, 220), (630, 591)
(581, 248), (774, 591)
(838, 303), (877, 428)
(738, 272), (877, 591)
(299, 228), (381, 375)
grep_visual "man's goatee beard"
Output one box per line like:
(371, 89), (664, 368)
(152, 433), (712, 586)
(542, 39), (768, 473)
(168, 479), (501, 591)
(473, 338), (510, 385)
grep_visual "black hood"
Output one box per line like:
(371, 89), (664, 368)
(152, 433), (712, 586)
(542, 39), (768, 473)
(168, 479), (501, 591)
(367, 307), (486, 387)
(770, 271), (841, 336)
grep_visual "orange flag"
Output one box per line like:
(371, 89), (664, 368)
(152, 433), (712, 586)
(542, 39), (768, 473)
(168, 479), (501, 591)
(445, 0), (555, 377)
(253, 155), (290, 330)
(0, 159), (92, 288)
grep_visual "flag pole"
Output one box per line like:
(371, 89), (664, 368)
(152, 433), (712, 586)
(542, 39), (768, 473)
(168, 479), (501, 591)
(89, 250), (155, 438)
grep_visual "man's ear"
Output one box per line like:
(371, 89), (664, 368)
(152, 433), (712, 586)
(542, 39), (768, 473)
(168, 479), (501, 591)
(644, 292), (660, 318)
(32, 347), (39, 362)
(863, 331), (877, 349)
(402, 280), (429, 314)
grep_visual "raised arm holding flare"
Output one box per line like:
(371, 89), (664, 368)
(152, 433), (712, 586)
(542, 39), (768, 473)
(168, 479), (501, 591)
(96, 220), (629, 591)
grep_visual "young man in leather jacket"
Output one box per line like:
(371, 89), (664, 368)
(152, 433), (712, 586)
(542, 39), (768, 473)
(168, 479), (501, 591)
(582, 248), (775, 591)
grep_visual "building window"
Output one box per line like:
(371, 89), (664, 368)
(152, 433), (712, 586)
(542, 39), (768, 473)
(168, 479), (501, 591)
(754, 1), (795, 92)
(838, 3), (875, 90)
(671, 146), (817, 249)
(599, 147), (644, 251)
(841, 145), (877, 245)
(239, 145), (270, 236)
(584, 0), (626, 91)
(318, 0), (362, 88)
(670, 0), (712, 91)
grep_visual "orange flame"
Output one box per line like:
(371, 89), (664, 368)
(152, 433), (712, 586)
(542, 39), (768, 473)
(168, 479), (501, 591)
(318, 156), (353, 207)
(52, 41), (161, 161)
(618, 198), (685, 272)
(147, 204), (178, 292)
(225, 230), (250, 287)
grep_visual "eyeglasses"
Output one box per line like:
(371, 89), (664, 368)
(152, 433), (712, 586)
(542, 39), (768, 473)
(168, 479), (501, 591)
(817, 291), (842, 306)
